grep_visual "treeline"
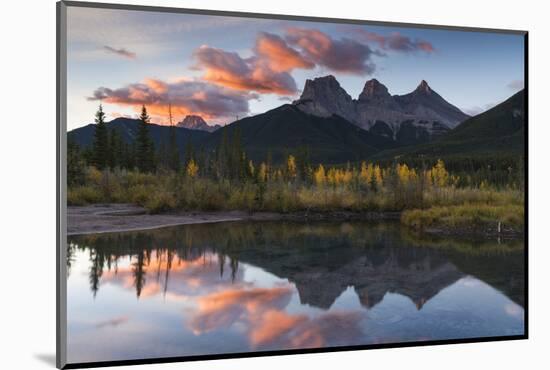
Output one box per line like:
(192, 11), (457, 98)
(69, 105), (178, 183)
(69, 104), (256, 186)
(69, 105), (524, 191)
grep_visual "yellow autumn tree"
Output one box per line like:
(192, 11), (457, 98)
(359, 161), (369, 184)
(326, 168), (337, 186)
(258, 162), (268, 182)
(314, 164), (326, 186)
(286, 155), (297, 180)
(248, 160), (255, 177)
(397, 163), (410, 185)
(273, 169), (283, 181)
(374, 165), (383, 188)
(431, 159), (449, 187)
(186, 159), (199, 178)
(397, 163), (417, 185)
(343, 168), (353, 185)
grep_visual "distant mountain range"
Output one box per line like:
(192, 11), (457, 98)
(293, 75), (469, 142)
(68, 75), (525, 164)
(68, 117), (209, 152)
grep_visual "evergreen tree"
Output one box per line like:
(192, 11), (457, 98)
(136, 105), (154, 172)
(132, 250), (147, 299)
(108, 128), (123, 169)
(92, 104), (109, 169)
(124, 142), (136, 170)
(67, 139), (85, 185)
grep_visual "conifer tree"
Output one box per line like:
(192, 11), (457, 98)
(67, 139), (85, 185)
(136, 105), (154, 172)
(108, 128), (123, 169)
(92, 104), (109, 169)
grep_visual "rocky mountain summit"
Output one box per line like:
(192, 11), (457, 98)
(293, 75), (469, 140)
(177, 115), (221, 132)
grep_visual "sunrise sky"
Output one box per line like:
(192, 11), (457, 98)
(66, 6), (525, 131)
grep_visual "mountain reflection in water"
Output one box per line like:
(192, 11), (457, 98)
(66, 221), (524, 364)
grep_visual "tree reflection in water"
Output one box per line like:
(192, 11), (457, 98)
(68, 221), (524, 309)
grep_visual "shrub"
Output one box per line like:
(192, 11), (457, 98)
(401, 203), (524, 230)
(144, 190), (176, 213)
(68, 186), (103, 205)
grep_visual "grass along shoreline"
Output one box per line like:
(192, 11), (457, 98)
(68, 163), (524, 237)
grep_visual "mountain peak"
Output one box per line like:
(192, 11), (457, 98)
(359, 78), (390, 100)
(299, 75), (352, 101)
(415, 80), (432, 94)
(301, 75), (345, 94)
(314, 74), (338, 82)
(294, 75), (355, 122)
(177, 115), (220, 132)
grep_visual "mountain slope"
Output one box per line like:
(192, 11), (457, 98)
(440, 89), (524, 141)
(394, 80), (469, 128)
(371, 89), (525, 159)
(68, 117), (210, 152)
(201, 104), (398, 164)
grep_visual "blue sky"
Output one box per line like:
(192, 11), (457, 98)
(66, 6), (525, 130)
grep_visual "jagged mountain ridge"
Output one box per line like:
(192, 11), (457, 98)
(293, 75), (469, 141)
(177, 115), (221, 132)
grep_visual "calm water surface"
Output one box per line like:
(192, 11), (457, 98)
(67, 221), (524, 364)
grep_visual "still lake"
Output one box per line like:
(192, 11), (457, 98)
(66, 221), (524, 364)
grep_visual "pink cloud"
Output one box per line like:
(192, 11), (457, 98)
(89, 78), (254, 123)
(255, 32), (314, 72)
(193, 45), (299, 95)
(285, 27), (376, 75)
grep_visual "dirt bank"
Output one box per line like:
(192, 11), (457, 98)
(67, 204), (401, 235)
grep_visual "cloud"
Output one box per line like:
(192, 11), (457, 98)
(187, 283), (366, 349)
(103, 45), (137, 59)
(189, 286), (294, 334)
(507, 79), (524, 91)
(356, 30), (434, 53)
(89, 78), (254, 123)
(255, 32), (314, 72)
(193, 45), (299, 95)
(285, 28), (376, 75)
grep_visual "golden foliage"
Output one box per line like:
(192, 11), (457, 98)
(186, 159), (199, 178)
(286, 155), (297, 179)
(258, 162), (268, 182)
(314, 164), (326, 186)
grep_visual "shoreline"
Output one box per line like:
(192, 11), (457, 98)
(67, 204), (401, 236)
(67, 204), (524, 239)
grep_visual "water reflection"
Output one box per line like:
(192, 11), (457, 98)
(67, 221), (524, 364)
